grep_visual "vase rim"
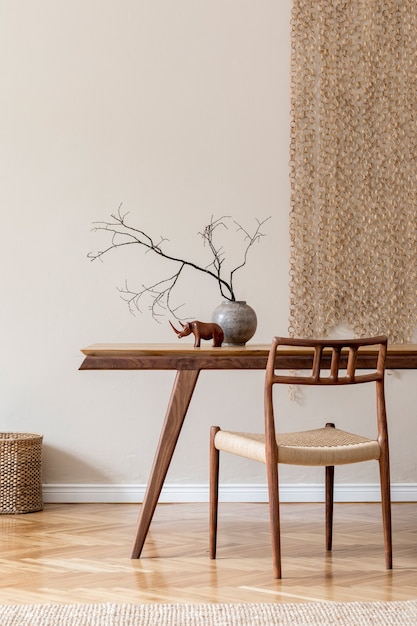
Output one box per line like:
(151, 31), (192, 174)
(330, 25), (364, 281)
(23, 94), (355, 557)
(222, 300), (247, 305)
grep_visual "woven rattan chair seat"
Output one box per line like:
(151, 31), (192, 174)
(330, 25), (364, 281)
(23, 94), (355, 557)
(214, 427), (380, 466)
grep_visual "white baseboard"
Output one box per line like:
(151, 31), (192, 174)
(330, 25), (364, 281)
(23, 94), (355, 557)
(42, 483), (417, 504)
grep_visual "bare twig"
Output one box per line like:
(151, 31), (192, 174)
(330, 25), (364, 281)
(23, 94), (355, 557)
(88, 206), (270, 321)
(229, 217), (271, 296)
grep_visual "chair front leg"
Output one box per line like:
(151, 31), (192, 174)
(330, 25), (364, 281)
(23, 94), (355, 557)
(266, 456), (282, 579)
(209, 426), (221, 559)
(379, 454), (392, 569)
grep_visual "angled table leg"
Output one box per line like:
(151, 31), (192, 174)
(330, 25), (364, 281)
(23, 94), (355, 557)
(130, 369), (200, 558)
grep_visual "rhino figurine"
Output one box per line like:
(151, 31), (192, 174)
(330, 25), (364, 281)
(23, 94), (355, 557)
(169, 320), (224, 348)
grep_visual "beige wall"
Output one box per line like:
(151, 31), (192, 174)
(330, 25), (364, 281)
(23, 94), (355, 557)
(1, 1), (416, 501)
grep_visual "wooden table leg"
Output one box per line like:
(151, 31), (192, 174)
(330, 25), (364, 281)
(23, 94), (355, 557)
(130, 369), (200, 558)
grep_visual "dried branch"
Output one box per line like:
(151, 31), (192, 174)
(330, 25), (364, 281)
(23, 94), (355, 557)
(117, 267), (187, 321)
(230, 217), (270, 296)
(88, 205), (270, 322)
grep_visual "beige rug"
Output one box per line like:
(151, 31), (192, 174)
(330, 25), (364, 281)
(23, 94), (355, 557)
(0, 602), (416, 625)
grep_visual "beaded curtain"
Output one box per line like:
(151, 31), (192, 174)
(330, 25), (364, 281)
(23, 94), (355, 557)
(289, 0), (417, 343)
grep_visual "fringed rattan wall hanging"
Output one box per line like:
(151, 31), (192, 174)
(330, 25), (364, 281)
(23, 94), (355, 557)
(289, 0), (417, 343)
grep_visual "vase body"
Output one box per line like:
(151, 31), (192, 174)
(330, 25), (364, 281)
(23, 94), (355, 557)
(211, 301), (257, 346)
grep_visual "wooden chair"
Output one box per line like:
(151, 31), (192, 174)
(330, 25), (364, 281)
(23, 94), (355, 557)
(209, 336), (392, 579)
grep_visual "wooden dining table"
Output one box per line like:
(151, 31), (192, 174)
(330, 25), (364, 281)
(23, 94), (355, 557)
(79, 341), (417, 559)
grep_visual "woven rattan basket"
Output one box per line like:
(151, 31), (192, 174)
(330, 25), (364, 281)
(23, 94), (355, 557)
(0, 432), (43, 514)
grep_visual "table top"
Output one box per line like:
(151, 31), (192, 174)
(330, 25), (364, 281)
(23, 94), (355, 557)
(79, 342), (417, 371)
(81, 343), (271, 357)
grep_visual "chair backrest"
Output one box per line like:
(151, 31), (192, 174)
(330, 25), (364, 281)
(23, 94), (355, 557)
(265, 336), (387, 387)
(263, 336), (389, 456)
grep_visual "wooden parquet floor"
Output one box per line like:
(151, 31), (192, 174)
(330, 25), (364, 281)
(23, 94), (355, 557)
(0, 502), (416, 604)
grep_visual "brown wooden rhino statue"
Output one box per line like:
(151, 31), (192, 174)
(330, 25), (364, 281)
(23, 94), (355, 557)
(169, 320), (224, 348)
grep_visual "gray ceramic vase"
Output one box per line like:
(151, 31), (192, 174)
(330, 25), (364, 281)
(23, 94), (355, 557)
(211, 301), (257, 346)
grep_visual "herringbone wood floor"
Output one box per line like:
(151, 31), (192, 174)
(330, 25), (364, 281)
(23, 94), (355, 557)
(0, 502), (416, 604)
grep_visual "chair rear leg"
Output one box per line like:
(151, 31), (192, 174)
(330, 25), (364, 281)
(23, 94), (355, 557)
(325, 423), (335, 551)
(209, 426), (221, 559)
(325, 465), (334, 551)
